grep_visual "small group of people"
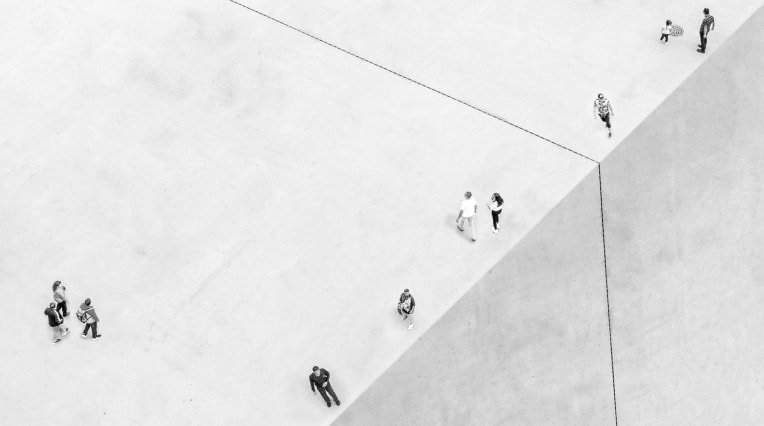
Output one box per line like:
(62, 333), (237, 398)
(658, 8), (715, 53)
(595, 8), (717, 139)
(43, 281), (101, 343)
(455, 191), (505, 242)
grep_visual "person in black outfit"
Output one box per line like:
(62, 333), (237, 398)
(309, 366), (340, 407)
(486, 193), (504, 234)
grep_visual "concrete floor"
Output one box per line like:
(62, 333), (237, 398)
(1, 1), (762, 425)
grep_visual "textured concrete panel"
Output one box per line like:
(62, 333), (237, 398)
(238, 0), (762, 160)
(602, 7), (764, 424)
(335, 168), (615, 425)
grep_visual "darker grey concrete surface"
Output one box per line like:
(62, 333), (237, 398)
(602, 6), (764, 425)
(334, 167), (616, 425)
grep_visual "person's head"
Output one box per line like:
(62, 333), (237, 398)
(52, 280), (61, 291)
(49, 302), (56, 309)
(666, 19), (672, 25)
(597, 93), (604, 100)
(703, 8), (709, 15)
(403, 289), (410, 295)
(493, 193), (504, 206)
(464, 191), (472, 200)
(84, 298), (91, 306)
(312, 366), (321, 376)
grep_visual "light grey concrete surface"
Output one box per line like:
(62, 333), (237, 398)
(238, 0), (762, 160)
(603, 6), (764, 424)
(334, 168), (615, 425)
(0, 1), (593, 425)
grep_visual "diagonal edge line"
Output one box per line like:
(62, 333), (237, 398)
(598, 165), (618, 426)
(225, 0), (598, 164)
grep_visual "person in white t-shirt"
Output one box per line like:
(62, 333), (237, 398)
(456, 191), (478, 241)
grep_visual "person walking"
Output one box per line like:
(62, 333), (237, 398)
(77, 298), (101, 340)
(659, 19), (673, 44)
(309, 366), (341, 407)
(397, 289), (416, 330)
(593, 93), (615, 138)
(52, 281), (68, 318)
(486, 193), (504, 234)
(44, 302), (68, 344)
(456, 191), (478, 242)
(697, 8), (715, 53)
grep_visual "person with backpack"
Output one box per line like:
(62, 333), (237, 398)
(77, 298), (101, 340)
(52, 281), (68, 318)
(397, 289), (416, 330)
(44, 302), (68, 344)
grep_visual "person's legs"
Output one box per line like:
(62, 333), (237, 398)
(325, 383), (340, 404)
(51, 326), (60, 342)
(91, 322), (99, 338)
(491, 211), (499, 231)
(457, 216), (465, 231)
(56, 301), (68, 317)
(83, 323), (91, 337)
(467, 217), (476, 241)
(317, 387), (331, 405)
(699, 31), (707, 51)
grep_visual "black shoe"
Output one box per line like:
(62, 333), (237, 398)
(92, 335), (102, 340)
(326, 401), (332, 407)
(335, 401), (341, 406)
(698, 44), (702, 48)
(696, 49), (705, 53)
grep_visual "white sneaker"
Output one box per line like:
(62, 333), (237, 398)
(408, 323), (414, 330)
(492, 228), (498, 234)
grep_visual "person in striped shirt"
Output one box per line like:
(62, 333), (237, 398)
(593, 93), (615, 138)
(697, 8), (715, 53)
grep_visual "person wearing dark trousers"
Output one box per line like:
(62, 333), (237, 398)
(44, 302), (68, 344)
(78, 298), (101, 340)
(52, 281), (68, 318)
(697, 8), (715, 53)
(486, 193), (504, 234)
(593, 93), (615, 138)
(309, 366), (340, 407)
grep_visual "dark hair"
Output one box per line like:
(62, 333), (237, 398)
(49, 302), (56, 308)
(312, 366), (319, 371)
(84, 298), (91, 306)
(666, 19), (672, 25)
(493, 193), (504, 207)
(52, 280), (61, 291)
(465, 191), (472, 198)
(704, 8), (709, 14)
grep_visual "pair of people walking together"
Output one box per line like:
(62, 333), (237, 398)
(456, 191), (504, 241)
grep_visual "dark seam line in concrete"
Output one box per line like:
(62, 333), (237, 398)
(598, 165), (618, 426)
(226, 0), (598, 164)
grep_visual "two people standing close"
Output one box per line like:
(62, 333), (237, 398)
(456, 191), (504, 241)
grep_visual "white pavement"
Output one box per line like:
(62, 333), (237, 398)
(1, 1), (760, 425)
